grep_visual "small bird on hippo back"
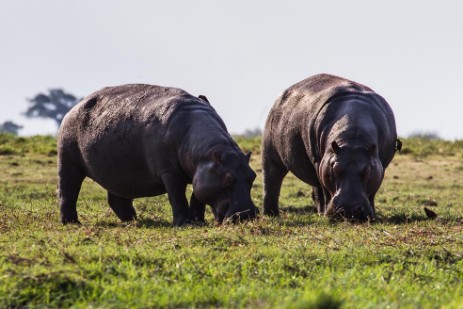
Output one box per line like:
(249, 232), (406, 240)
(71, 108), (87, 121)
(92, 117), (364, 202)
(262, 73), (401, 222)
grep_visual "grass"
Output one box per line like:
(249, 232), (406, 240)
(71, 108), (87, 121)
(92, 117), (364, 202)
(0, 133), (462, 308)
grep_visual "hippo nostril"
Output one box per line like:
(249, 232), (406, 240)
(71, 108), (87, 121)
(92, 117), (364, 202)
(350, 205), (373, 222)
(215, 214), (225, 225)
(234, 209), (252, 221)
(327, 205), (346, 219)
(225, 207), (258, 223)
(329, 199), (374, 222)
(352, 206), (364, 217)
(243, 207), (259, 218)
(335, 205), (364, 220)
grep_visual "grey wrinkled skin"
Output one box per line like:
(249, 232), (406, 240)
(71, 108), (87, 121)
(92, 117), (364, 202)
(262, 74), (399, 221)
(58, 84), (258, 226)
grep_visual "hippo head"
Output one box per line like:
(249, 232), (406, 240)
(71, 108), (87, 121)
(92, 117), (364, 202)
(192, 149), (258, 224)
(319, 141), (384, 221)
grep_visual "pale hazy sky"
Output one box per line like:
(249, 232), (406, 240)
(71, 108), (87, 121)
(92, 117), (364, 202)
(1, 1), (462, 139)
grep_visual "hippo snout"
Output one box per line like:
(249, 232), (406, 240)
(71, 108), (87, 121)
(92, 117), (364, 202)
(349, 204), (374, 222)
(220, 204), (259, 224)
(329, 197), (374, 222)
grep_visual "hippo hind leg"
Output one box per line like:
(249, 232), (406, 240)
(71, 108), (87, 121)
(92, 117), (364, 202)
(262, 157), (288, 216)
(58, 162), (85, 224)
(107, 192), (137, 222)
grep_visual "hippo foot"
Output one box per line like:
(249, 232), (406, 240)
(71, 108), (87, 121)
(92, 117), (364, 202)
(118, 214), (137, 223)
(61, 217), (81, 225)
(188, 214), (206, 223)
(172, 216), (189, 227)
(263, 209), (280, 217)
(173, 218), (207, 227)
(189, 219), (207, 227)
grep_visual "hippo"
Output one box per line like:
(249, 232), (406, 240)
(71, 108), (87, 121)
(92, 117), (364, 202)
(57, 84), (258, 226)
(262, 74), (401, 221)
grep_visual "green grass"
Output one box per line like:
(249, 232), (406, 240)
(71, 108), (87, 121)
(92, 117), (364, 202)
(0, 133), (462, 308)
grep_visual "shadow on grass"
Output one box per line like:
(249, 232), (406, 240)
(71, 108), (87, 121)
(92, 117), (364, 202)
(277, 207), (442, 226)
(94, 218), (172, 228)
(281, 205), (317, 215)
(323, 213), (434, 225)
(136, 217), (173, 228)
(376, 213), (432, 224)
(378, 213), (462, 225)
(137, 217), (210, 228)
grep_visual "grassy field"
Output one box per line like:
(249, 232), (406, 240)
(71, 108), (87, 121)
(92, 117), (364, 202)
(0, 134), (462, 308)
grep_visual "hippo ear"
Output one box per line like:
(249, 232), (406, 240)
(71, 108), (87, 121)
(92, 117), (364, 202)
(368, 144), (377, 155)
(245, 151), (252, 163)
(331, 141), (341, 154)
(198, 95), (210, 104)
(395, 139), (402, 152)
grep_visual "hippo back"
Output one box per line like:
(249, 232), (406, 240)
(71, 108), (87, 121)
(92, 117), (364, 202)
(63, 85), (223, 135)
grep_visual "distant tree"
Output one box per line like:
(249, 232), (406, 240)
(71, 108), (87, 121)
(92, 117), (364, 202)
(242, 127), (262, 137)
(0, 121), (23, 135)
(408, 131), (442, 140)
(24, 89), (80, 127)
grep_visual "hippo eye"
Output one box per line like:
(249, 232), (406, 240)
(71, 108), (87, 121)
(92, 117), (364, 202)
(223, 173), (235, 187)
(332, 163), (344, 177)
(359, 166), (371, 179)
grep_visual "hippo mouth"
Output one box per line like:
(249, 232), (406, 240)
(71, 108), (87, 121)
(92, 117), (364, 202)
(226, 208), (258, 224)
(215, 215), (225, 226)
(214, 205), (258, 225)
(326, 204), (375, 223)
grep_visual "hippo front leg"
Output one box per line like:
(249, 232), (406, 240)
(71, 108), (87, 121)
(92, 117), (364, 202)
(189, 192), (206, 222)
(368, 194), (377, 220)
(161, 173), (189, 226)
(311, 185), (325, 214)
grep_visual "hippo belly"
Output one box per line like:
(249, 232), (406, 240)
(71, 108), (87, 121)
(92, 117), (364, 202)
(78, 133), (167, 198)
(83, 155), (167, 199)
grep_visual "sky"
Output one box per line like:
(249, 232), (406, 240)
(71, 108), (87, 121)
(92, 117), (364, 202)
(1, 1), (462, 139)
